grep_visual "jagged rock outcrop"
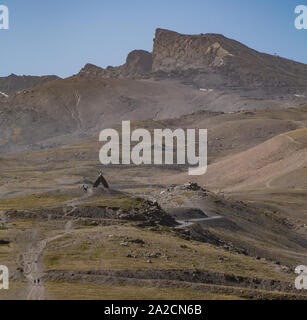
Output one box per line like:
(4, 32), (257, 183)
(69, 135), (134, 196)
(152, 28), (234, 72)
(0, 73), (60, 95)
(80, 50), (152, 79)
(152, 28), (307, 88)
(118, 50), (153, 76)
(80, 28), (307, 89)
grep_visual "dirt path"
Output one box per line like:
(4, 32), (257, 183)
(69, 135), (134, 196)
(176, 216), (223, 228)
(64, 187), (94, 208)
(21, 189), (94, 300)
(265, 177), (274, 189)
(285, 134), (301, 146)
(22, 220), (74, 300)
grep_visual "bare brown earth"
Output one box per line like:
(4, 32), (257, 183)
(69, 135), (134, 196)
(0, 105), (307, 299)
(2, 75), (305, 155)
(2, 28), (307, 154)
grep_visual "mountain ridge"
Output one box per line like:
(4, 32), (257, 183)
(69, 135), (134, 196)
(78, 28), (307, 90)
(0, 73), (60, 95)
(1, 28), (307, 154)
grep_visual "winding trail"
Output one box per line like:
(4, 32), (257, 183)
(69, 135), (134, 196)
(21, 189), (96, 299)
(22, 220), (74, 300)
(176, 216), (223, 228)
(265, 177), (274, 189)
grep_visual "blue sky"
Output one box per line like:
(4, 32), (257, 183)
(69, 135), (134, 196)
(0, 0), (306, 77)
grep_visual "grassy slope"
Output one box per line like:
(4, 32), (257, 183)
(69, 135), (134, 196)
(1, 106), (307, 299)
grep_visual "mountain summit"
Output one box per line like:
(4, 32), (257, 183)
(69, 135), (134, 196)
(79, 28), (307, 91)
(1, 28), (307, 154)
(152, 28), (307, 88)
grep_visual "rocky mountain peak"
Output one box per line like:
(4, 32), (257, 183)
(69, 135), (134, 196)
(80, 27), (307, 89)
(125, 50), (153, 74)
(79, 50), (152, 79)
(152, 28), (235, 73)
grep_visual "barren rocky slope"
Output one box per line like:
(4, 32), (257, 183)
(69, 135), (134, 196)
(1, 28), (307, 154)
(152, 29), (307, 89)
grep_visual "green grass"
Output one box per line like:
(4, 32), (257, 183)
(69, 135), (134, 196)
(80, 195), (145, 211)
(43, 224), (291, 281)
(45, 282), (244, 300)
(0, 194), (73, 210)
